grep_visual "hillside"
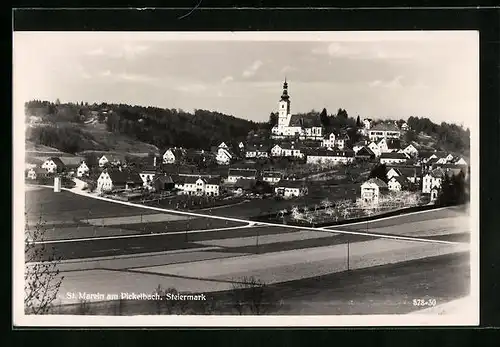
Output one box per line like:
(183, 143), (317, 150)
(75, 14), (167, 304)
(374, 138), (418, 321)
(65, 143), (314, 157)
(24, 100), (263, 154)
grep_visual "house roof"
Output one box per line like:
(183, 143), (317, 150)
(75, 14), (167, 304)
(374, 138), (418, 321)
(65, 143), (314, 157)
(288, 114), (322, 127)
(46, 157), (66, 167)
(386, 139), (401, 150)
(105, 168), (143, 185)
(356, 146), (375, 157)
(279, 142), (302, 150)
(100, 154), (125, 162)
(28, 167), (47, 174)
(276, 180), (307, 188)
(153, 175), (174, 184)
(370, 123), (400, 132)
(164, 148), (186, 158)
(234, 178), (257, 190)
(306, 148), (355, 157)
(428, 168), (445, 178)
(59, 157), (84, 167)
(363, 177), (388, 188)
(386, 165), (422, 177)
(390, 175), (410, 187)
(380, 152), (407, 160)
(262, 171), (282, 178)
(228, 168), (258, 177)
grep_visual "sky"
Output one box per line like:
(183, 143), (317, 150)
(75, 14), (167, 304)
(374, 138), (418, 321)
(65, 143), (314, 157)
(13, 31), (478, 128)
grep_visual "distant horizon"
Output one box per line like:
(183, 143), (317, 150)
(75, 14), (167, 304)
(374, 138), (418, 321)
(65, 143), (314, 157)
(14, 31), (478, 129)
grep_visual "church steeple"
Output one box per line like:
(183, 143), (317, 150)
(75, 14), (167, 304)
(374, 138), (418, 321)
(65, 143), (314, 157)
(280, 77), (290, 102)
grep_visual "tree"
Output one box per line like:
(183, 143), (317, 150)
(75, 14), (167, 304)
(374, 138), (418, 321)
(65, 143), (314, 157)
(319, 108), (330, 128)
(25, 215), (64, 314)
(368, 163), (388, 183)
(268, 112), (278, 128)
(356, 115), (361, 127)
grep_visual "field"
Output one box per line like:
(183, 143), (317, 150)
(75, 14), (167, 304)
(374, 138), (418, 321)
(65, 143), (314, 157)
(26, 188), (172, 224)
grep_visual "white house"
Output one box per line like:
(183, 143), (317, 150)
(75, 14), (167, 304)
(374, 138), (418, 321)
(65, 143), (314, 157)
(306, 149), (355, 165)
(163, 148), (186, 164)
(387, 176), (410, 192)
(352, 141), (366, 154)
(378, 138), (388, 153)
(379, 152), (408, 165)
(363, 118), (372, 130)
(98, 154), (123, 168)
(26, 167), (47, 180)
(245, 145), (269, 158)
(321, 133), (336, 148)
(96, 168), (143, 193)
(271, 79), (323, 140)
(360, 178), (388, 205)
(453, 157), (468, 165)
(139, 168), (157, 187)
(262, 171), (282, 184)
(238, 142), (245, 150)
(42, 157), (66, 173)
(271, 143), (303, 158)
(422, 168), (445, 194)
(401, 122), (409, 131)
(274, 180), (308, 198)
(335, 135), (348, 150)
(367, 141), (381, 157)
(401, 144), (419, 157)
(368, 123), (401, 142)
(218, 142), (229, 149)
(430, 186), (440, 202)
(76, 161), (90, 177)
(227, 168), (258, 183)
(216, 147), (233, 165)
(174, 176), (220, 196)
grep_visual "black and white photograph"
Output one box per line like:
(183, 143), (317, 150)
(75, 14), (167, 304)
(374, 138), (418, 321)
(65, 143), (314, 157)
(13, 31), (479, 326)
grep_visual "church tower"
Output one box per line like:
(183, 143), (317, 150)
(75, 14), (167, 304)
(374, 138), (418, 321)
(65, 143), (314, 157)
(278, 78), (291, 127)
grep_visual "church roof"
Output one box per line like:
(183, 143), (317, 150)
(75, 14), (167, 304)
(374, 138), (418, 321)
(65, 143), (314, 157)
(288, 114), (322, 127)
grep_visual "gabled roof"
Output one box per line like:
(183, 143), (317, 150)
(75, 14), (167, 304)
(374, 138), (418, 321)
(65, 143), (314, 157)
(104, 168), (143, 185)
(370, 123), (400, 132)
(234, 178), (257, 190)
(380, 152), (407, 159)
(390, 175), (410, 187)
(262, 171), (282, 178)
(386, 139), (401, 150)
(164, 148), (186, 158)
(362, 177), (388, 188)
(59, 157), (85, 167)
(153, 175), (174, 184)
(356, 146), (375, 157)
(288, 114), (322, 127)
(228, 168), (258, 177)
(386, 165), (422, 177)
(100, 154), (125, 162)
(276, 180), (307, 189)
(45, 157), (66, 167)
(428, 168), (445, 178)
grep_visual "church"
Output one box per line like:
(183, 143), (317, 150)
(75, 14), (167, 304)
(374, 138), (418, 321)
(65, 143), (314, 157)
(271, 79), (324, 140)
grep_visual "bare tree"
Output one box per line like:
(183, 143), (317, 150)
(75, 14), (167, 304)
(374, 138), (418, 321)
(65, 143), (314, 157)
(230, 276), (278, 315)
(25, 215), (64, 314)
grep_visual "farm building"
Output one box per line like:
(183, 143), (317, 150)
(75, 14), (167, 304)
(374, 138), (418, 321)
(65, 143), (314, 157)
(360, 177), (388, 205)
(274, 180), (308, 198)
(96, 168), (143, 193)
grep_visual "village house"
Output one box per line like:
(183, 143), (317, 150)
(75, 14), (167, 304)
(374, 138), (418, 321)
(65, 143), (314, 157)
(452, 156), (468, 166)
(215, 146), (235, 165)
(162, 148), (186, 164)
(245, 145), (269, 158)
(271, 79), (323, 140)
(422, 168), (445, 194)
(76, 161), (90, 177)
(26, 167), (48, 180)
(355, 146), (376, 161)
(352, 140), (367, 154)
(305, 149), (355, 165)
(139, 166), (158, 187)
(387, 176), (411, 192)
(238, 142), (245, 151)
(274, 180), (308, 198)
(400, 122), (409, 131)
(363, 118), (372, 130)
(227, 168), (258, 183)
(152, 174), (175, 192)
(334, 134), (349, 150)
(321, 132), (336, 148)
(98, 154), (124, 168)
(42, 157), (66, 173)
(386, 165), (422, 184)
(367, 141), (381, 157)
(400, 144), (419, 157)
(360, 178), (389, 205)
(173, 176), (220, 196)
(271, 142), (303, 158)
(378, 138), (401, 154)
(218, 142), (229, 149)
(96, 168), (143, 193)
(368, 123), (401, 142)
(430, 186), (440, 202)
(262, 171), (282, 184)
(379, 152), (408, 165)
(232, 179), (257, 195)
(25, 157), (43, 171)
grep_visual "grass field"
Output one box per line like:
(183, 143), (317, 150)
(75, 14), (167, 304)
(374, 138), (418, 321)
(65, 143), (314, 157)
(26, 188), (173, 224)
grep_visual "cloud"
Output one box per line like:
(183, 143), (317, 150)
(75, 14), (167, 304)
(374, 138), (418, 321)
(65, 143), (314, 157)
(117, 72), (156, 83)
(242, 60), (263, 78)
(175, 84), (207, 93)
(100, 70), (112, 77)
(313, 42), (414, 61)
(221, 76), (234, 84)
(369, 75), (404, 88)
